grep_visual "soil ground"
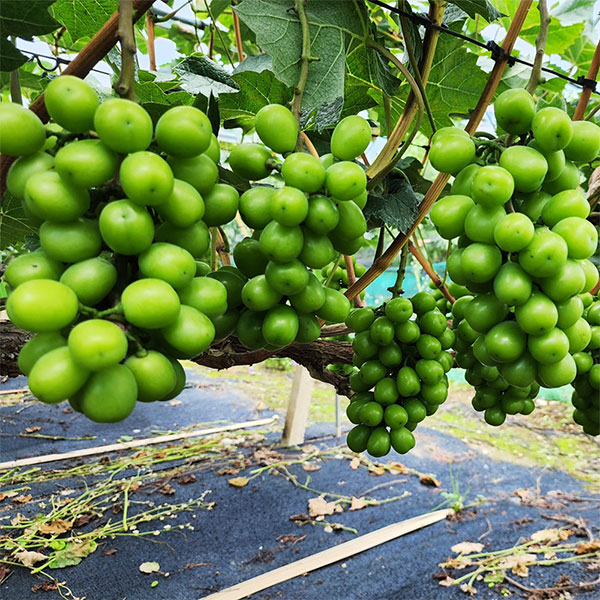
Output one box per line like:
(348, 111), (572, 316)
(0, 362), (599, 600)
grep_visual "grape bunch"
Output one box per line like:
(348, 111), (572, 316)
(570, 292), (600, 435)
(345, 292), (455, 457)
(1, 77), (230, 422)
(428, 87), (600, 431)
(1, 74), (373, 423)
(228, 107), (371, 350)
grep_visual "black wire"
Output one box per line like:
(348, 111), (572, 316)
(19, 49), (112, 76)
(368, 0), (598, 96)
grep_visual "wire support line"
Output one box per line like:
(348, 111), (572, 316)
(18, 49), (113, 76)
(368, 0), (599, 96)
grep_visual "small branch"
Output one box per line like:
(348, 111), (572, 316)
(292, 0), (313, 143)
(366, 41), (424, 184)
(585, 103), (600, 121)
(388, 245), (409, 297)
(9, 70), (22, 105)
(208, 2), (235, 67)
(574, 40), (600, 120)
(114, 0), (137, 101)
(408, 240), (455, 303)
(145, 12), (157, 71)
(232, 11), (244, 62)
(300, 132), (319, 158)
(344, 256), (364, 308)
(525, 0), (550, 95)
(398, 2), (436, 132)
(216, 228), (231, 266)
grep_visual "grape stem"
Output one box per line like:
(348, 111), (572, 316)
(291, 0), (318, 148)
(114, 0), (137, 102)
(525, 0), (550, 95)
(388, 245), (409, 298)
(408, 240), (455, 303)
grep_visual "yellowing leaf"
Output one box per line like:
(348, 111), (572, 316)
(14, 550), (47, 568)
(451, 542), (484, 555)
(48, 540), (96, 569)
(139, 561), (160, 574)
(228, 477), (249, 488)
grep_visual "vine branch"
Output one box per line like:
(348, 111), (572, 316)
(145, 12), (157, 71)
(292, 0), (313, 145)
(408, 241), (455, 303)
(525, 0), (549, 95)
(114, 0), (137, 101)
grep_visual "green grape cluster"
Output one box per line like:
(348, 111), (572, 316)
(229, 108), (371, 350)
(1, 75), (374, 422)
(1, 77), (230, 422)
(428, 87), (600, 432)
(319, 255), (366, 298)
(345, 292), (455, 457)
(570, 292), (600, 435)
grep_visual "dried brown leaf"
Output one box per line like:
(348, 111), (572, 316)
(460, 583), (477, 595)
(178, 474), (196, 485)
(14, 550), (47, 568)
(451, 542), (484, 555)
(103, 549), (118, 556)
(24, 426), (41, 433)
(497, 553), (536, 577)
(576, 540), (600, 555)
(31, 580), (58, 593)
(308, 496), (343, 517)
(420, 474), (441, 487)
(530, 528), (571, 543)
(349, 496), (368, 511)
(302, 461), (321, 472)
(228, 477), (249, 488)
(439, 576), (456, 587)
(12, 494), (32, 504)
(0, 491), (18, 502)
(39, 519), (72, 535)
(349, 457), (360, 470)
(157, 483), (175, 496)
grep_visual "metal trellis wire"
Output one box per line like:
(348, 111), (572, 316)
(368, 0), (599, 96)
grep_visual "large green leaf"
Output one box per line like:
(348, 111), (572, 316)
(0, 0), (60, 72)
(493, 0), (585, 56)
(134, 71), (195, 123)
(0, 192), (38, 251)
(371, 32), (487, 136)
(235, 0), (373, 128)
(173, 55), (239, 96)
(220, 55), (293, 131)
(448, 0), (502, 21)
(52, 0), (118, 42)
(0, 0), (60, 38)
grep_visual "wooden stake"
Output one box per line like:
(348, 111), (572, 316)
(281, 366), (313, 446)
(0, 416), (278, 471)
(199, 509), (453, 600)
(146, 11), (157, 71)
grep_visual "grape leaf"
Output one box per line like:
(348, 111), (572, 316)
(52, 0), (118, 42)
(0, 37), (28, 72)
(0, 0), (60, 72)
(211, 0), (232, 19)
(220, 57), (293, 131)
(173, 55), (239, 96)
(364, 170), (421, 234)
(448, 0), (502, 22)
(235, 0), (373, 128)
(0, 0), (60, 38)
(0, 192), (38, 251)
(48, 540), (96, 569)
